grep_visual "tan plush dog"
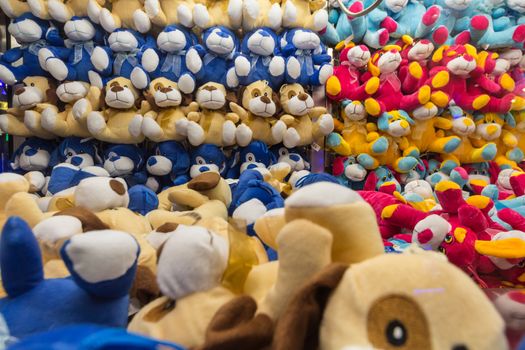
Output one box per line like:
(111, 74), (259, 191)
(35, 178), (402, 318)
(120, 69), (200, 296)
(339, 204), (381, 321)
(40, 81), (101, 138)
(0, 0), (30, 18)
(74, 77), (148, 143)
(183, 82), (243, 147)
(25, 0), (105, 22)
(279, 83), (333, 148)
(192, 0), (242, 29)
(88, 0), (150, 33)
(242, 0), (282, 31)
(137, 77), (197, 142)
(0, 76), (57, 139)
(229, 80), (287, 146)
(140, 0), (196, 28)
(279, 0), (327, 31)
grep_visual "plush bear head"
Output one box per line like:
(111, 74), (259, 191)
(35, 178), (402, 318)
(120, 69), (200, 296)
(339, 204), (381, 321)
(341, 99), (367, 122)
(108, 29), (150, 53)
(10, 138), (55, 173)
(368, 45), (402, 76)
(8, 13), (48, 44)
(196, 82), (235, 110)
(332, 156), (367, 183)
(12, 76), (57, 110)
(240, 80), (280, 117)
(383, 0), (409, 13)
(280, 28), (322, 54)
(401, 39), (434, 62)
(64, 16), (104, 43)
(190, 144), (226, 178)
(202, 26), (239, 56)
(103, 144), (144, 177)
(56, 81), (91, 104)
(239, 141), (274, 173)
(447, 107), (476, 136)
(146, 141), (189, 177)
(474, 112), (514, 141)
(157, 25), (198, 53)
(432, 44), (478, 76)
(50, 137), (101, 169)
(145, 77), (189, 108)
(241, 27), (280, 56)
(340, 44), (370, 69)
(279, 84), (314, 116)
(271, 145), (310, 172)
(439, 0), (473, 11)
(377, 110), (414, 137)
(103, 77), (141, 109)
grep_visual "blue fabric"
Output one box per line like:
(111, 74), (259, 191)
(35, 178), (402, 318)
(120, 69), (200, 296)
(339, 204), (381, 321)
(128, 185), (159, 215)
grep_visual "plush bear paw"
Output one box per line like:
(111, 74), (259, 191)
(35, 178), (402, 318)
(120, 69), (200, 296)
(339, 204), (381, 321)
(313, 9), (328, 32)
(235, 56), (251, 77)
(177, 4), (193, 28)
(145, 0), (160, 17)
(408, 62), (423, 79)
(357, 154), (378, 170)
(371, 136), (388, 154)
(508, 148), (524, 163)
(418, 85), (431, 104)
(481, 143), (497, 161)
(512, 96), (525, 111)
(222, 120), (236, 146)
(135, 11), (152, 34)
(236, 123), (253, 146)
(364, 98), (381, 117)
(269, 56), (285, 77)
(48, 0), (72, 22)
(431, 91), (449, 108)
(193, 3), (210, 28)
(141, 116), (161, 139)
(499, 73), (515, 92)
(513, 24), (525, 42)
(73, 98), (89, 121)
(397, 157), (418, 173)
(130, 67), (149, 90)
(186, 48), (202, 74)
(318, 114), (334, 135)
(186, 121), (206, 146)
(326, 132), (341, 148)
(286, 57), (301, 80)
(41, 107), (57, 131)
(282, 0), (297, 27)
(380, 16), (397, 33)
(87, 0), (102, 23)
(268, 3), (282, 31)
(46, 57), (69, 81)
(443, 137), (461, 153)
(272, 120), (287, 143)
(318, 64), (333, 85)
(141, 48), (159, 73)
(91, 46), (109, 71)
(243, 0), (260, 20)
(365, 76), (380, 95)
(24, 111), (39, 130)
(431, 70), (449, 88)
(326, 76), (342, 96)
(0, 114), (8, 132)
(129, 114), (143, 138)
(100, 8), (118, 32)
(473, 94), (490, 110)
(227, 0), (243, 28)
(0, 65), (16, 86)
(178, 74), (195, 94)
(283, 127), (300, 148)
(87, 112), (106, 134)
(174, 118), (188, 136)
(38, 48), (54, 71)
(404, 146), (420, 158)
(226, 68), (239, 88)
(422, 5), (440, 26)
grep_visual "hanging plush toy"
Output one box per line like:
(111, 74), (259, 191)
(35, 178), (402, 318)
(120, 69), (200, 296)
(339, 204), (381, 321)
(235, 27), (285, 90)
(138, 77), (197, 142)
(186, 26), (240, 89)
(189, 144), (227, 178)
(103, 143), (147, 188)
(280, 28), (333, 86)
(49, 137), (101, 169)
(0, 76), (58, 139)
(141, 25), (199, 95)
(0, 13), (63, 85)
(87, 0), (150, 33)
(145, 141), (190, 191)
(90, 29), (155, 90)
(9, 137), (56, 174)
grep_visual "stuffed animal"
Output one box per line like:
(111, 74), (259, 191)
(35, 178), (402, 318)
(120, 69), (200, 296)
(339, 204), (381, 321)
(279, 0), (327, 32)
(9, 137), (56, 174)
(192, 0), (242, 29)
(280, 28), (333, 86)
(326, 100), (388, 170)
(76, 77), (148, 143)
(227, 140), (275, 179)
(270, 144), (310, 172)
(417, 0), (475, 41)
(183, 82), (242, 147)
(319, 0), (355, 45)
(234, 27), (285, 90)
(90, 29), (155, 89)
(145, 141), (190, 191)
(138, 0), (196, 28)
(138, 77), (198, 142)
(186, 26), (240, 89)
(38, 0), (106, 22)
(332, 155), (368, 189)
(361, 0), (411, 44)
(325, 43), (379, 102)
(38, 17), (106, 84)
(229, 80), (287, 147)
(40, 80), (101, 138)
(87, 0), (150, 33)
(49, 137), (101, 169)
(469, 14), (525, 49)
(346, 1), (391, 49)
(45, 162), (109, 195)
(241, 0), (282, 32)
(0, 76), (58, 139)
(0, 0), (31, 18)
(141, 25), (199, 95)
(103, 143), (147, 188)
(278, 83), (333, 148)
(0, 13), (63, 85)
(189, 144), (227, 179)
(0, 216), (139, 338)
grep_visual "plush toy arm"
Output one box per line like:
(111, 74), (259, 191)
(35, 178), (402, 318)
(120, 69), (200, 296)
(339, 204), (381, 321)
(381, 204), (428, 231)
(474, 75), (502, 94)
(182, 102), (200, 115)
(313, 53), (332, 65)
(502, 129), (518, 148)
(365, 131), (380, 142)
(86, 86), (102, 111)
(225, 112), (240, 123)
(434, 117), (453, 129)
(429, 67), (450, 88)
(307, 106), (328, 118)
(90, 46), (113, 76)
(280, 114), (296, 126)
(143, 110), (158, 119)
(229, 102), (249, 121)
(333, 119), (344, 132)
(366, 122), (378, 132)
(1, 48), (23, 63)
(187, 111), (201, 122)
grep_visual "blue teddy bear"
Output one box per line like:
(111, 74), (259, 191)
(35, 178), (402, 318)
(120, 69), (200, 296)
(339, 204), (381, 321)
(49, 137), (101, 169)
(9, 137), (56, 174)
(38, 17), (107, 84)
(103, 144), (148, 188)
(90, 29), (155, 89)
(46, 163), (108, 195)
(0, 217), (139, 339)
(280, 28), (333, 86)
(186, 26), (240, 89)
(189, 144), (227, 179)
(227, 140), (275, 179)
(145, 141), (190, 192)
(270, 144), (310, 172)
(141, 25), (199, 94)
(0, 13), (63, 85)
(234, 27), (285, 90)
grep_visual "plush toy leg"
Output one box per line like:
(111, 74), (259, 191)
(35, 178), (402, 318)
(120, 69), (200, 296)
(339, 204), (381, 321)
(326, 133), (350, 155)
(481, 95), (514, 114)
(0, 114), (33, 137)
(185, 121), (206, 146)
(100, 8), (122, 33)
(362, 28), (390, 49)
(222, 120), (236, 146)
(381, 203), (428, 231)
(87, 0), (102, 24)
(348, 78), (380, 101)
(402, 63), (423, 94)
(271, 120), (287, 145)
(141, 116), (165, 141)
(393, 156), (418, 173)
(72, 98), (93, 124)
(91, 47), (113, 77)
(400, 85), (431, 111)
(41, 108), (74, 137)
(0, 63), (19, 86)
(178, 73), (196, 94)
(427, 136), (461, 154)
(27, 0), (51, 19)
(357, 153), (380, 170)
(470, 143), (497, 163)
(320, 23), (340, 46)
(130, 67), (150, 90)
(347, 2), (367, 42)
(414, 5), (440, 38)
(470, 15), (525, 49)
(47, 0), (73, 22)
(455, 93), (490, 111)
(133, 9), (152, 33)
(24, 111), (56, 140)
(235, 123), (253, 147)
(144, 0), (168, 26)
(312, 114), (334, 138)
(364, 136), (388, 155)
(283, 127), (300, 148)
(310, 64), (333, 86)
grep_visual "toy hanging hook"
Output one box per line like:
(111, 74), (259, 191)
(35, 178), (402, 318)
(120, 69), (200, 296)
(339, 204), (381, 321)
(335, 0), (383, 17)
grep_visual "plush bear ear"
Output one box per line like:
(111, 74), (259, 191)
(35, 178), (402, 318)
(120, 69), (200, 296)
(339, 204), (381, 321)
(272, 91), (281, 114)
(272, 263), (348, 350)
(99, 87), (106, 109)
(46, 86), (59, 106)
(226, 90), (238, 105)
(181, 93), (193, 107)
(237, 86), (247, 104)
(144, 90), (158, 109)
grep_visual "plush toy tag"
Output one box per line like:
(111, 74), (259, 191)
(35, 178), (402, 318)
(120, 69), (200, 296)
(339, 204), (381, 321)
(221, 220), (259, 294)
(311, 142), (321, 152)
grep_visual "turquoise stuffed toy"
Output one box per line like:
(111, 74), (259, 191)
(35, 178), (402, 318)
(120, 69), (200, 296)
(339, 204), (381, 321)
(320, 0), (354, 45)
(418, 0), (475, 44)
(348, 1), (391, 49)
(469, 14), (525, 49)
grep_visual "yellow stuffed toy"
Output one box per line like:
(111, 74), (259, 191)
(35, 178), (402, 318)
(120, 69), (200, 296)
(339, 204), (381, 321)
(326, 100), (388, 170)
(40, 81), (101, 138)
(192, 0), (242, 29)
(279, 0), (327, 31)
(27, 0), (105, 22)
(0, 76), (58, 139)
(241, 0), (282, 31)
(88, 0), (150, 33)
(0, 0), (31, 18)
(278, 83), (333, 148)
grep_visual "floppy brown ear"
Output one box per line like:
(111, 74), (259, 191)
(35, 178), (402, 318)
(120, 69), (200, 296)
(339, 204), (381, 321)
(46, 87), (59, 105)
(181, 93), (193, 106)
(53, 207), (109, 232)
(272, 263), (348, 350)
(135, 94), (144, 110)
(99, 87), (106, 109)
(194, 296), (274, 350)
(225, 90), (238, 105)
(272, 91), (282, 115)
(237, 86), (246, 105)
(144, 91), (159, 110)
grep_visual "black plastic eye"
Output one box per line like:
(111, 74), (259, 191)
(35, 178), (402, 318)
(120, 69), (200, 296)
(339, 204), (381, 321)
(30, 83), (35, 87)
(66, 151), (73, 157)
(385, 320), (407, 346)
(439, 246), (446, 254)
(444, 234), (454, 244)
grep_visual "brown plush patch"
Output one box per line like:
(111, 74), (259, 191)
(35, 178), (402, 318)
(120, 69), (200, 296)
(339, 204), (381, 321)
(156, 222), (179, 233)
(188, 172), (221, 191)
(366, 295), (431, 350)
(109, 179), (126, 195)
(131, 265), (160, 305)
(46, 87), (58, 106)
(272, 91), (281, 114)
(54, 207), (109, 232)
(143, 299), (176, 322)
(273, 263), (348, 350)
(99, 87), (106, 109)
(144, 91), (161, 112)
(196, 296), (274, 350)
(182, 93), (193, 106)
(225, 91), (237, 105)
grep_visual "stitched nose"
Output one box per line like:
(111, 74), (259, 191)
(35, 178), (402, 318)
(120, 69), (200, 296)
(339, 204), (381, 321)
(247, 164), (257, 169)
(110, 155), (120, 162)
(199, 166), (209, 172)
(111, 86), (124, 92)
(14, 88), (25, 95)
(298, 93), (308, 101)
(203, 85), (217, 91)
(261, 96), (271, 104)
(70, 156), (82, 166)
(160, 87), (172, 93)
(452, 345), (468, 350)
(290, 154), (300, 161)
(216, 31), (228, 38)
(148, 157), (157, 166)
(25, 148), (37, 156)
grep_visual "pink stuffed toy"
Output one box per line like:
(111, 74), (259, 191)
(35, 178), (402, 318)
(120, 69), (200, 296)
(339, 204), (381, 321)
(325, 43), (379, 102)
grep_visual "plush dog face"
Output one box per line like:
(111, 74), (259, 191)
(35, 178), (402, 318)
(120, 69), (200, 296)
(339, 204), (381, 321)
(451, 115), (475, 136)
(342, 157), (367, 182)
(280, 84), (314, 116)
(147, 78), (182, 108)
(15, 141), (52, 171)
(273, 146), (310, 172)
(104, 77), (140, 109)
(190, 145), (226, 178)
(204, 27), (236, 55)
(57, 81), (90, 103)
(64, 18), (96, 41)
(157, 27), (188, 52)
(196, 82), (227, 110)
(246, 28), (276, 56)
(147, 141), (188, 177)
(8, 17), (42, 43)
(385, 0), (408, 13)
(241, 81), (279, 118)
(436, 45), (477, 76)
(375, 49), (402, 74)
(12, 76), (52, 110)
(108, 30), (139, 52)
(493, 58), (510, 75)
(499, 48), (523, 67)
(342, 100), (366, 122)
(104, 145), (143, 177)
(344, 45), (370, 68)
(239, 141), (272, 173)
(444, 0), (472, 10)
(378, 110), (413, 137)
(475, 113), (504, 141)
(407, 40), (434, 61)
